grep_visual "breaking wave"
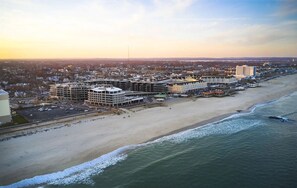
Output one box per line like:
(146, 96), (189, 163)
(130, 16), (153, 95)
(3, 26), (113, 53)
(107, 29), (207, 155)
(3, 95), (287, 188)
(2, 146), (133, 188)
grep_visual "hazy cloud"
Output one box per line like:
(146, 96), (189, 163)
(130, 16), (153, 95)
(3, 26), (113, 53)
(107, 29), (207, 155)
(208, 21), (297, 46)
(1, 0), (296, 58)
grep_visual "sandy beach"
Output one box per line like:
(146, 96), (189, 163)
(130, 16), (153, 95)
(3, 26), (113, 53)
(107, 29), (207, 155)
(1, 74), (297, 186)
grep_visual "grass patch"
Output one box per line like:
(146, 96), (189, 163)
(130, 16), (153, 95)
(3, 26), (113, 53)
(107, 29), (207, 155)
(0, 114), (29, 127)
(12, 114), (29, 124)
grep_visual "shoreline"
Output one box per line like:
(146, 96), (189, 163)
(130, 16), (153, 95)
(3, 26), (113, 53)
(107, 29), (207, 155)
(148, 82), (297, 144)
(145, 91), (290, 144)
(1, 74), (297, 186)
(146, 112), (235, 143)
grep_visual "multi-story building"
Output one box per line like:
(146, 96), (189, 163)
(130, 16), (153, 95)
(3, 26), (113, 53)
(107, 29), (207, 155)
(86, 86), (126, 107)
(85, 79), (131, 91)
(50, 83), (91, 101)
(168, 81), (207, 94)
(86, 79), (167, 93)
(201, 76), (237, 85)
(130, 81), (167, 93)
(0, 89), (11, 125)
(235, 65), (256, 78)
(153, 83), (168, 93)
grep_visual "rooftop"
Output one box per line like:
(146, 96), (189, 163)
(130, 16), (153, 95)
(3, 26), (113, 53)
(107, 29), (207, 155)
(86, 79), (129, 83)
(202, 76), (236, 79)
(0, 89), (8, 95)
(91, 86), (123, 92)
(54, 83), (89, 88)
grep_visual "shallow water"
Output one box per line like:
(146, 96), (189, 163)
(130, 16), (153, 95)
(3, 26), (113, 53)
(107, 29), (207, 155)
(6, 91), (297, 188)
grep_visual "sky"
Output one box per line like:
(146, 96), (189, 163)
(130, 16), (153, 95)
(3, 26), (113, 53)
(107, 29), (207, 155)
(0, 0), (297, 59)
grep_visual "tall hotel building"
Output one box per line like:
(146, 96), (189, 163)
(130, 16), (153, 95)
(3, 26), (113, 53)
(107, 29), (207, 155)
(0, 89), (11, 125)
(236, 65), (256, 78)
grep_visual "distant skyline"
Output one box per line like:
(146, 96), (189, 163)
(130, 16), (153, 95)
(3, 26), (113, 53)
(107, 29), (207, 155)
(1, 0), (297, 59)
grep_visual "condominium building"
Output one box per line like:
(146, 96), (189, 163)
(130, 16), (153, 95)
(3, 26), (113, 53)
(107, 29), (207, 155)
(85, 79), (131, 91)
(85, 79), (168, 93)
(168, 81), (207, 94)
(50, 83), (91, 101)
(235, 65), (256, 78)
(130, 81), (168, 93)
(86, 86), (126, 107)
(202, 76), (238, 85)
(0, 89), (11, 125)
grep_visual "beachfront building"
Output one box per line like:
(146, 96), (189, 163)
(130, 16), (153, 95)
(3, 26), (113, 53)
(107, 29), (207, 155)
(235, 65), (256, 79)
(86, 86), (126, 107)
(130, 81), (168, 93)
(168, 81), (207, 94)
(50, 83), (92, 101)
(201, 76), (238, 85)
(86, 85), (144, 107)
(85, 79), (131, 91)
(0, 89), (11, 125)
(85, 79), (168, 93)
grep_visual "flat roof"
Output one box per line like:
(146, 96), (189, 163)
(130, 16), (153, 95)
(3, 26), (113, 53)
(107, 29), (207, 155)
(167, 80), (206, 85)
(55, 83), (88, 87)
(91, 86), (122, 92)
(202, 76), (235, 79)
(86, 79), (129, 82)
(0, 89), (8, 95)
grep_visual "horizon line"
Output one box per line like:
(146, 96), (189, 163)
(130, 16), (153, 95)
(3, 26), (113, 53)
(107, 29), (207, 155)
(0, 56), (296, 61)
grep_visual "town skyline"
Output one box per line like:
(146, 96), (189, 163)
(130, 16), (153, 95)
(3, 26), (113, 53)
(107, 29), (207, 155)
(1, 0), (297, 59)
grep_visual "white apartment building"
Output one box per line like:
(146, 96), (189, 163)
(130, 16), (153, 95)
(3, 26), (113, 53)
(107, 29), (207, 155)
(202, 76), (238, 85)
(168, 81), (207, 94)
(0, 89), (11, 125)
(235, 65), (256, 78)
(86, 86), (125, 107)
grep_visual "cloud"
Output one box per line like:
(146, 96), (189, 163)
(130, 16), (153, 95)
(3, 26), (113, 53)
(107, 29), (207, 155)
(207, 21), (297, 46)
(1, 0), (296, 58)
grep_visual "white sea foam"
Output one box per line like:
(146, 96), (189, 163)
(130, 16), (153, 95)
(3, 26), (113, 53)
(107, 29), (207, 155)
(5, 115), (261, 187)
(144, 104), (265, 145)
(252, 90), (297, 111)
(152, 118), (262, 144)
(3, 96), (276, 188)
(156, 91), (297, 145)
(2, 146), (135, 188)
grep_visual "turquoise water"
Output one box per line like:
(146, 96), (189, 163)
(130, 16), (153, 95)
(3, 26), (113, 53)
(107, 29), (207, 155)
(6, 91), (297, 188)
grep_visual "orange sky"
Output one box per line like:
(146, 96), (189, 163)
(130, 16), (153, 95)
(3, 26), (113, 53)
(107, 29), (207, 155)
(1, 0), (297, 59)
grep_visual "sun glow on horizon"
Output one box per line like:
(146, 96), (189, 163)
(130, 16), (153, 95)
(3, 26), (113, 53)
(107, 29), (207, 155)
(1, 0), (297, 59)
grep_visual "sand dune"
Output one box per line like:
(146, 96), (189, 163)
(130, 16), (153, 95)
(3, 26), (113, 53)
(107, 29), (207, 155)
(1, 74), (297, 185)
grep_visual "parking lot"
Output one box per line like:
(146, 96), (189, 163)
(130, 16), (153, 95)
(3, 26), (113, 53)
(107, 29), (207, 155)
(16, 102), (95, 123)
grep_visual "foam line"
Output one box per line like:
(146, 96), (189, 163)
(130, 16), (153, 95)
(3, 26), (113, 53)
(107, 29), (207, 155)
(3, 92), (288, 188)
(2, 146), (134, 188)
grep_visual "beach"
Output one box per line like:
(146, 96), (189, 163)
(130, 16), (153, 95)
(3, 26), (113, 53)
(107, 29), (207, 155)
(1, 74), (297, 186)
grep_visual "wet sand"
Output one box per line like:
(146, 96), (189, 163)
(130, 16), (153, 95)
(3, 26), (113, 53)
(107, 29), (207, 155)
(1, 74), (297, 185)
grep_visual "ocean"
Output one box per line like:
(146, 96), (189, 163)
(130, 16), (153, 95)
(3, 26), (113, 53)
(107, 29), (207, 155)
(5, 91), (297, 188)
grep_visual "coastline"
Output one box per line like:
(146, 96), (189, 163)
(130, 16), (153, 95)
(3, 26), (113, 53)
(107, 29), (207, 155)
(146, 112), (235, 143)
(146, 90), (291, 145)
(1, 74), (297, 186)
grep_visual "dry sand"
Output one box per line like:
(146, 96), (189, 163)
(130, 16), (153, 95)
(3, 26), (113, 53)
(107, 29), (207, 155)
(1, 74), (297, 185)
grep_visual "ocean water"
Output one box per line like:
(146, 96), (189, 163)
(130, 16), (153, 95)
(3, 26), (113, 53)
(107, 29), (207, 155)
(5, 91), (297, 188)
